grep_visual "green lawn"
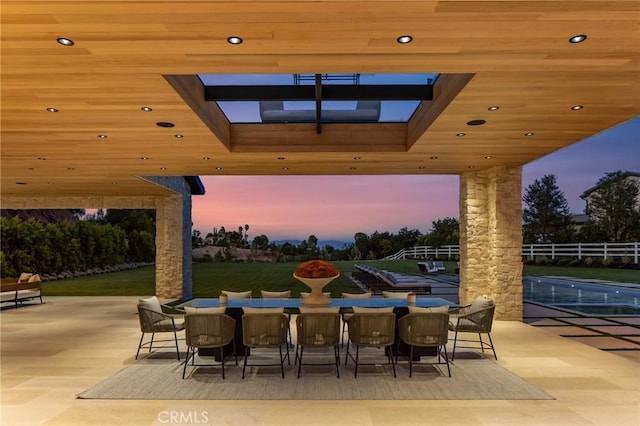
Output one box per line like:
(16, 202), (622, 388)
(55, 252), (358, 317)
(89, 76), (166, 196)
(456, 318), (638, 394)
(40, 259), (640, 297)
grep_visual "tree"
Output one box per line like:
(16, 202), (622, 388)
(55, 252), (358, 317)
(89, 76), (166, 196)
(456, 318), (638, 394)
(425, 217), (459, 247)
(523, 175), (573, 243)
(251, 234), (269, 251)
(583, 171), (640, 242)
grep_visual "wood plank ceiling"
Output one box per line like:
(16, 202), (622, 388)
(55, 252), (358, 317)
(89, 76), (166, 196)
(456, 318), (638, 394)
(1, 1), (639, 197)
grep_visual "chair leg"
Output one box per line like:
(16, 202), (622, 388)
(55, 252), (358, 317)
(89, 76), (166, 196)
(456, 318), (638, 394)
(182, 346), (191, 379)
(149, 332), (155, 352)
(279, 345), (285, 379)
(442, 345), (451, 377)
(220, 346), (225, 379)
(341, 321), (347, 347)
(233, 340), (238, 365)
(242, 347), (249, 379)
(334, 345), (340, 378)
(487, 333), (497, 360)
(173, 330), (181, 360)
(297, 346), (304, 378)
(354, 346), (359, 379)
(451, 331), (459, 361)
(409, 345), (414, 378)
(387, 346), (397, 378)
(135, 333), (145, 359)
(478, 333), (485, 354)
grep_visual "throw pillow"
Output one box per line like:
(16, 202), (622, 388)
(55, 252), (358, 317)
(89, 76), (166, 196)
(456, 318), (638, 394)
(184, 306), (226, 314)
(382, 291), (411, 299)
(242, 306), (285, 314)
(299, 306), (340, 314)
(138, 296), (162, 313)
(341, 292), (372, 299)
(221, 290), (252, 299)
(408, 305), (449, 314)
(352, 306), (394, 313)
(260, 290), (291, 298)
(470, 295), (494, 313)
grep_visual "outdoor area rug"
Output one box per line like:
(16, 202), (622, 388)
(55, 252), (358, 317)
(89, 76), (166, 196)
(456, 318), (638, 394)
(78, 351), (553, 400)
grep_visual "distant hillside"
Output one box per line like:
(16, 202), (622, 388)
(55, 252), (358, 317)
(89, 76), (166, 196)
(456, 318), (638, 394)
(272, 239), (351, 249)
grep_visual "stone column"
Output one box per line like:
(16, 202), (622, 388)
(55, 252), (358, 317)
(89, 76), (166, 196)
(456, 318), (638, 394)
(459, 166), (523, 320)
(154, 195), (185, 299)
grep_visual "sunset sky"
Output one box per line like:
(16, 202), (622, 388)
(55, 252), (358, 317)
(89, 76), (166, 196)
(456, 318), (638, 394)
(192, 116), (640, 242)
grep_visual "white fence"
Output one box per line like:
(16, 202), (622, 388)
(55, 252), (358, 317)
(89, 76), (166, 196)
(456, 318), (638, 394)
(384, 242), (640, 264)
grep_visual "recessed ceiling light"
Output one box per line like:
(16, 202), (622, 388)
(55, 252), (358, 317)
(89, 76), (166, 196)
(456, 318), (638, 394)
(111, 182), (118, 185)
(47, 182), (54, 185)
(430, 156), (438, 160)
(350, 167), (357, 170)
(28, 167), (34, 170)
(141, 107), (153, 112)
(37, 157), (46, 160)
(281, 167), (289, 171)
(569, 34), (587, 44)
(418, 166), (425, 170)
(524, 132), (534, 136)
(56, 37), (74, 46)
(15, 182), (27, 185)
(98, 134), (107, 139)
(277, 157), (285, 160)
(140, 157), (149, 160)
(456, 132), (466, 137)
(159, 167), (167, 170)
(202, 157), (210, 160)
(353, 156), (361, 160)
(484, 155), (493, 159)
(467, 119), (486, 126)
(468, 165), (475, 169)
(67, 167), (75, 170)
(488, 106), (499, 111)
(397, 35), (413, 44)
(46, 107), (58, 113)
(174, 134), (184, 138)
(156, 122), (175, 128)
(227, 36), (243, 45)
(215, 166), (223, 170)
(570, 105), (584, 110)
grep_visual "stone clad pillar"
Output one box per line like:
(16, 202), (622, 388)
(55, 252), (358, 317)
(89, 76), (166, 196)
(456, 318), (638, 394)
(459, 166), (523, 320)
(154, 195), (185, 299)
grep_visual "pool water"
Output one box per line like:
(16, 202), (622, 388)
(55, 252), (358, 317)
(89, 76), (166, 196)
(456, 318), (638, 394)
(523, 277), (640, 316)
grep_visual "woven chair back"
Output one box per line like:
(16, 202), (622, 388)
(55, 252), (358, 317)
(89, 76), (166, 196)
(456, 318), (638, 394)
(296, 313), (341, 347)
(242, 313), (289, 347)
(399, 312), (449, 347)
(347, 313), (396, 347)
(184, 313), (235, 348)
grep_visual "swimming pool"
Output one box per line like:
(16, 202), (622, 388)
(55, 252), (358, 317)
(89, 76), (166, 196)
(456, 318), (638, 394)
(522, 276), (640, 316)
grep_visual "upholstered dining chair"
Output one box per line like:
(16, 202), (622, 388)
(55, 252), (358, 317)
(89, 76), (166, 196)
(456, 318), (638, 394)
(261, 290), (293, 347)
(182, 309), (237, 379)
(382, 291), (412, 299)
(295, 309), (341, 378)
(221, 290), (253, 299)
(397, 311), (451, 377)
(136, 296), (185, 360)
(340, 292), (372, 347)
(448, 295), (497, 360)
(241, 311), (290, 379)
(345, 310), (396, 378)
